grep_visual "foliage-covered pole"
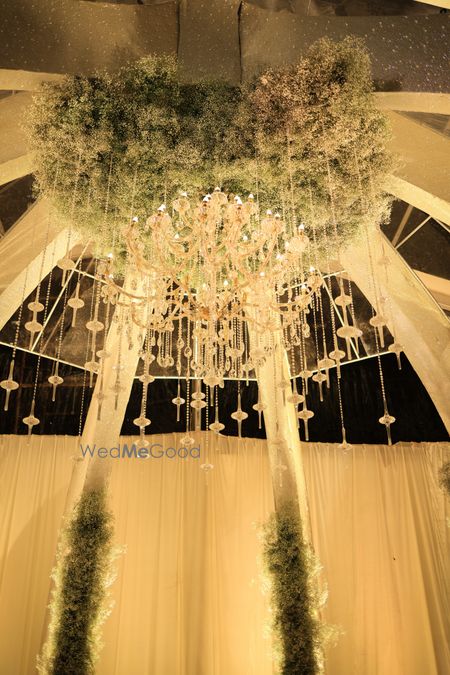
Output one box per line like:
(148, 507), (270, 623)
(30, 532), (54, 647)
(39, 270), (146, 673)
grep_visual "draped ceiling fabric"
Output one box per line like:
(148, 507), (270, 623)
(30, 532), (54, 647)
(0, 434), (448, 674)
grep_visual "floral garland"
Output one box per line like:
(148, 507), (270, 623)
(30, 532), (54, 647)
(263, 501), (336, 674)
(38, 488), (118, 675)
(27, 38), (392, 268)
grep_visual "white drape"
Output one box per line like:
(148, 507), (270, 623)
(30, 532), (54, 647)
(0, 434), (448, 674)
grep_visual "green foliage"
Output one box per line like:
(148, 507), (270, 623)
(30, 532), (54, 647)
(27, 38), (392, 264)
(38, 488), (117, 675)
(438, 461), (450, 497)
(263, 502), (325, 674)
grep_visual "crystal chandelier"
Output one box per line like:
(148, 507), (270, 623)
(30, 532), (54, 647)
(95, 186), (397, 447)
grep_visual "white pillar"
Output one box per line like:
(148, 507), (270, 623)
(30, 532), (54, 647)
(246, 286), (311, 535)
(64, 272), (146, 509)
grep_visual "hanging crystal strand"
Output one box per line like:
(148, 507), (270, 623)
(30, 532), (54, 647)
(57, 152), (82, 284)
(324, 154), (359, 361)
(336, 369), (352, 452)
(82, 259), (98, 388)
(377, 219), (403, 368)
(251, 326), (266, 428)
(181, 319), (194, 446)
(85, 269), (104, 385)
(297, 308), (314, 440)
(25, 176), (57, 351)
(287, 334), (304, 416)
(201, 389), (213, 476)
(327, 281), (345, 378)
(316, 182), (345, 381)
(172, 315), (185, 422)
(299, 307), (312, 397)
(210, 383), (224, 434)
(68, 275), (84, 327)
(42, 253), (63, 403)
(22, 190), (60, 432)
(346, 277), (363, 356)
(96, 289), (112, 421)
(134, 329), (152, 441)
(112, 304), (125, 411)
(78, 359), (89, 438)
(317, 285), (334, 388)
(354, 151), (395, 445)
(311, 292), (325, 402)
(25, 288), (44, 350)
(231, 313), (248, 436)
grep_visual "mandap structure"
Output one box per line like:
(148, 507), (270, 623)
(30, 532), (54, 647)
(0, 2), (449, 675)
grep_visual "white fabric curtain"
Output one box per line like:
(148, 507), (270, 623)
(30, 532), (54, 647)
(0, 434), (448, 674)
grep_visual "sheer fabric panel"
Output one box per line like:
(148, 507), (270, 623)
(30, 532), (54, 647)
(0, 435), (448, 674)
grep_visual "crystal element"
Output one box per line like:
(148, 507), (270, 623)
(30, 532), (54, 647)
(25, 319), (43, 348)
(318, 357), (334, 371)
(209, 419), (225, 434)
(203, 374), (223, 388)
(86, 319), (104, 333)
(336, 325), (362, 339)
(57, 257), (76, 271)
(200, 462), (214, 472)
(369, 314), (386, 328)
(369, 314), (386, 348)
(252, 396), (266, 430)
(338, 439), (352, 453)
(312, 370), (327, 401)
(191, 390), (206, 400)
(298, 404), (314, 441)
(84, 360), (100, 373)
(338, 427), (352, 453)
(0, 359), (19, 411)
(231, 392), (248, 437)
(388, 341), (403, 370)
(230, 408), (248, 421)
(27, 300), (44, 313)
(48, 363), (64, 402)
(330, 347), (346, 378)
(329, 348), (345, 361)
(139, 373), (155, 384)
(181, 435), (196, 447)
(379, 411), (396, 446)
(96, 348), (111, 360)
(133, 415), (151, 429)
(22, 401), (39, 436)
(190, 399), (207, 410)
(287, 390), (304, 406)
(334, 293), (352, 307)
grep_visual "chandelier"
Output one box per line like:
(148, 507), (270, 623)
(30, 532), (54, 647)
(92, 186), (397, 448)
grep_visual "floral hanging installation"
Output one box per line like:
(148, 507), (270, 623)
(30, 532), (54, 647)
(1, 37), (400, 449)
(0, 37), (401, 674)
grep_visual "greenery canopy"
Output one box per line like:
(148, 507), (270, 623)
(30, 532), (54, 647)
(28, 37), (392, 261)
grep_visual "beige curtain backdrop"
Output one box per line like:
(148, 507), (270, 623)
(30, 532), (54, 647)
(0, 434), (448, 674)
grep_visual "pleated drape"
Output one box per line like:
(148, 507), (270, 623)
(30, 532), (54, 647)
(0, 434), (448, 674)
